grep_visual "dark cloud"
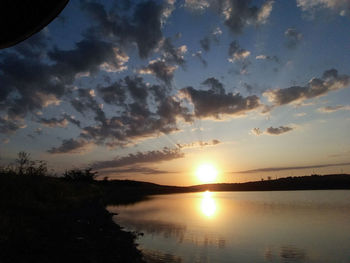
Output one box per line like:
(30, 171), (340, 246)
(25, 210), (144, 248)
(38, 114), (81, 128)
(161, 38), (187, 67)
(284, 28), (303, 49)
(92, 147), (184, 170)
(138, 59), (177, 85)
(266, 126), (293, 135)
(176, 139), (220, 149)
(185, 0), (273, 34)
(97, 82), (126, 105)
(68, 77), (191, 148)
(181, 77), (260, 119)
(48, 138), (92, 154)
(200, 37), (210, 52)
(235, 162), (350, 174)
(80, 0), (173, 58)
(0, 117), (26, 135)
(0, 37), (128, 120)
(264, 69), (350, 106)
(49, 38), (128, 79)
(219, 0), (274, 34)
(38, 117), (68, 128)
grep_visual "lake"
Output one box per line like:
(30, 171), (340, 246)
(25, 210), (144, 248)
(108, 190), (350, 263)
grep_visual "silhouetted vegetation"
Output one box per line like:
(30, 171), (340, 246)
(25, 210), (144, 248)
(0, 153), (144, 263)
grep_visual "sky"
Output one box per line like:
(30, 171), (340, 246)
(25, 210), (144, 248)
(1, 0), (350, 186)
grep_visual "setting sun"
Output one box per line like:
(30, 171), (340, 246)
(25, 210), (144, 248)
(196, 163), (218, 183)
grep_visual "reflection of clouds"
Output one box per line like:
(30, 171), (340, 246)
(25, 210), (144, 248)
(264, 246), (307, 262)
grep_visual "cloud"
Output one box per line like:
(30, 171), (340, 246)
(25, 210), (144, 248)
(92, 147), (184, 170)
(184, 0), (210, 11)
(38, 117), (68, 128)
(138, 59), (177, 85)
(284, 28), (303, 49)
(49, 39), (129, 77)
(219, 0), (275, 34)
(263, 69), (350, 107)
(192, 51), (208, 67)
(251, 127), (263, 136)
(318, 105), (350, 113)
(0, 117), (27, 135)
(176, 139), (220, 149)
(80, 0), (173, 58)
(297, 0), (350, 16)
(200, 37), (211, 52)
(251, 126), (294, 135)
(180, 77), (260, 119)
(70, 77), (191, 148)
(0, 38), (128, 120)
(266, 126), (293, 135)
(161, 38), (187, 66)
(235, 162), (350, 174)
(98, 166), (176, 176)
(47, 138), (93, 154)
(228, 41), (250, 62)
(184, 0), (274, 33)
(256, 54), (279, 63)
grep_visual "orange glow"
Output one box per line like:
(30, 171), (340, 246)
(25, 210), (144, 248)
(200, 191), (217, 217)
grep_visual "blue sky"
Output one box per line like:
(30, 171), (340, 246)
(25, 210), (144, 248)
(1, 0), (350, 185)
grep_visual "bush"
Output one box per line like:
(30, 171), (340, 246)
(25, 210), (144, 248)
(63, 168), (97, 182)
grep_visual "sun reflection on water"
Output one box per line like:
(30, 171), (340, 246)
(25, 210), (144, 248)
(200, 191), (217, 217)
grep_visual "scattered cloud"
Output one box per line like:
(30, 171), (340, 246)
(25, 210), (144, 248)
(263, 69), (350, 107)
(284, 28), (303, 49)
(192, 51), (207, 67)
(138, 59), (177, 85)
(98, 166), (176, 177)
(228, 41), (250, 62)
(176, 139), (220, 149)
(92, 147), (184, 170)
(48, 138), (93, 154)
(297, 0), (350, 17)
(256, 54), (279, 63)
(180, 77), (260, 119)
(184, 0), (274, 34)
(0, 117), (27, 135)
(251, 126), (294, 135)
(251, 127), (263, 136)
(318, 105), (350, 113)
(266, 126), (293, 135)
(235, 162), (350, 174)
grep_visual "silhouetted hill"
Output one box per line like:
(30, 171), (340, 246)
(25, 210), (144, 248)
(99, 174), (350, 201)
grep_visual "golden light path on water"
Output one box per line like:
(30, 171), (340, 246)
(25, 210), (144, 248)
(200, 190), (217, 217)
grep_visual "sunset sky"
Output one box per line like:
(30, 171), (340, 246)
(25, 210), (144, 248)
(1, 0), (350, 185)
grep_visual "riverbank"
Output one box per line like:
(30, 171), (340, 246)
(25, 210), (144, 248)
(0, 174), (145, 263)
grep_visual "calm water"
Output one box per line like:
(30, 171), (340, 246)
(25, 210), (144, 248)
(108, 191), (350, 263)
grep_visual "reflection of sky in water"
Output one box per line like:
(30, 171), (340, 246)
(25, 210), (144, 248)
(108, 190), (350, 263)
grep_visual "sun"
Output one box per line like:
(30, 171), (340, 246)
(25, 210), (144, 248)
(196, 163), (218, 183)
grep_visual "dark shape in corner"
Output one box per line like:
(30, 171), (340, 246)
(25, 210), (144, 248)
(0, 0), (69, 49)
